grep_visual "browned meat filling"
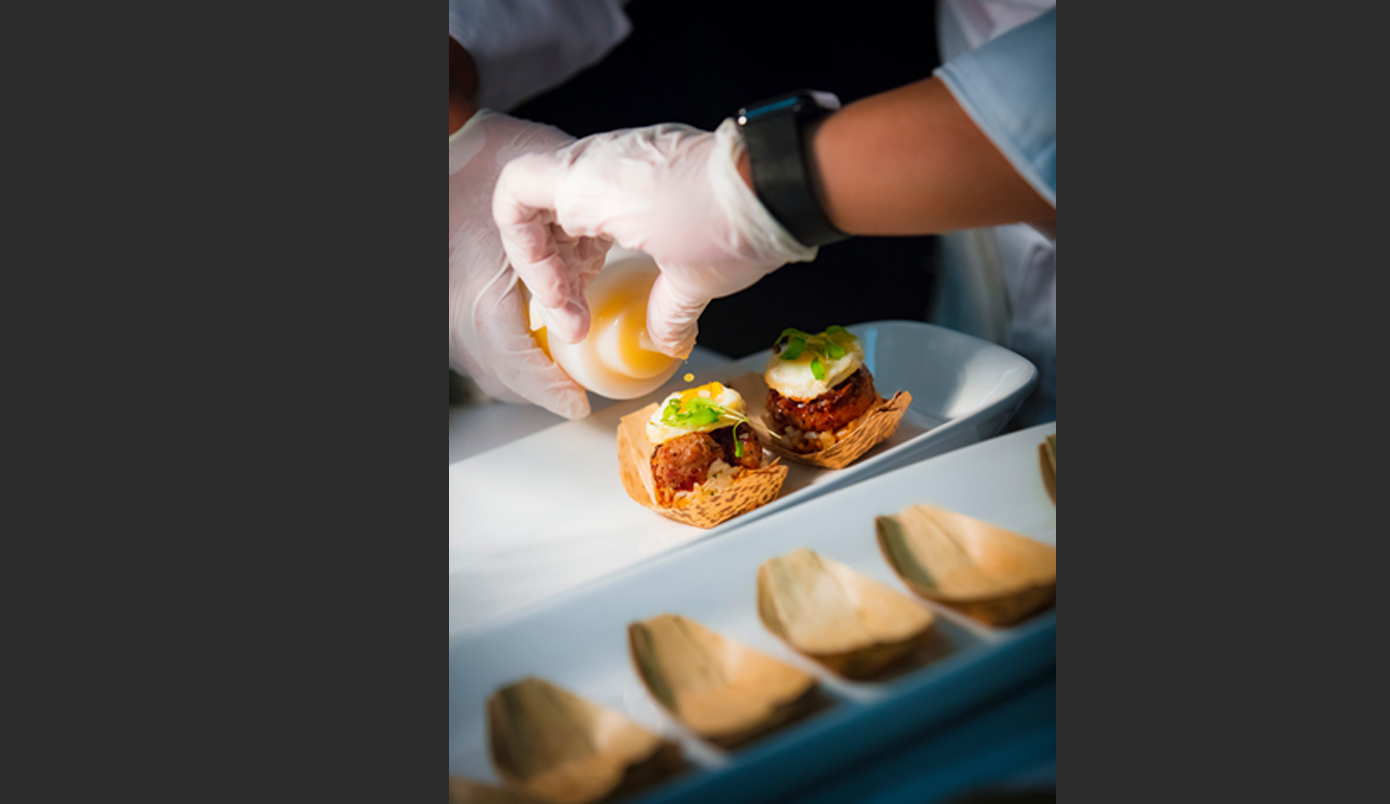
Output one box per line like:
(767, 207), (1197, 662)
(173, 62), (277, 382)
(711, 425), (762, 470)
(651, 425), (761, 505)
(766, 367), (880, 435)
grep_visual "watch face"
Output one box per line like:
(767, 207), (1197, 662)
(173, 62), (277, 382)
(807, 90), (841, 110)
(738, 90), (842, 125)
(742, 96), (800, 122)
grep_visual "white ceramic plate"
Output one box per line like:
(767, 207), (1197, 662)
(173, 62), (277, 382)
(449, 320), (1037, 636)
(447, 422), (1057, 800)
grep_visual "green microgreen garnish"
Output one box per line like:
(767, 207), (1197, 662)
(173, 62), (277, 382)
(772, 325), (858, 372)
(660, 392), (777, 451)
(661, 395), (752, 433)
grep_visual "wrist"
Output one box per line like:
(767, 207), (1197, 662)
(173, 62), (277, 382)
(735, 90), (848, 248)
(711, 118), (818, 265)
(738, 125), (836, 230)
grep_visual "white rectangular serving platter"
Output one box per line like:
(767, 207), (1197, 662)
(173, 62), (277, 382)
(448, 422), (1057, 803)
(449, 320), (1037, 637)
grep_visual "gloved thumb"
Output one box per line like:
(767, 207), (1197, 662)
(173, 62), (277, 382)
(645, 272), (707, 359)
(472, 273), (591, 420)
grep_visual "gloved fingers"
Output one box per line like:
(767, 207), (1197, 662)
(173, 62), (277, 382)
(555, 227), (613, 287)
(529, 230), (615, 345)
(645, 272), (707, 359)
(501, 342), (592, 420)
(474, 276), (591, 420)
(521, 251), (592, 345)
(449, 260), (542, 409)
(492, 151), (567, 274)
(494, 153), (593, 344)
(581, 234), (615, 269)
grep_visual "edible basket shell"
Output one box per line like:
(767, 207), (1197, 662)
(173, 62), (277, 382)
(876, 504), (1057, 627)
(486, 677), (687, 804)
(726, 371), (911, 470)
(616, 402), (787, 529)
(756, 548), (938, 679)
(628, 613), (820, 748)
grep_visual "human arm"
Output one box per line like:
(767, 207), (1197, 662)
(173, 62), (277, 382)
(737, 8), (1056, 234)
(774, 75), (1054, 235)
(726, 76), (1051, 235)
(492, 8), (1056, 356)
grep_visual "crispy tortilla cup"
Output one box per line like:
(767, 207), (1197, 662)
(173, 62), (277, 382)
(726, 371), (912, 470)
(765, 390), (913, 470)
(616, 403), (787, 529)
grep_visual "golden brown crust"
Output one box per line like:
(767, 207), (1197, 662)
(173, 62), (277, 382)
(762, 391), (913, 470)
(617, 404), (787, 529)
(711, 424), (762, 470)
(766, 367), (880, 434)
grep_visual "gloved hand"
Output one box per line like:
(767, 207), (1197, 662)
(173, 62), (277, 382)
(450, 110), (612, 420)
(492, 118), (817, 358)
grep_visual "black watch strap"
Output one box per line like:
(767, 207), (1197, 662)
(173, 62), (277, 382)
(736, 90), (848, 248)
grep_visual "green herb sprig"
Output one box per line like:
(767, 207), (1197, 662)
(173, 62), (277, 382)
(772, 326), (858, 381)
(661, 395), (753, 433)
(660, 392), (774, 457)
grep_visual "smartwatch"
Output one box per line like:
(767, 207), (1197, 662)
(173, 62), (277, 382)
(736, 89), (849, 248)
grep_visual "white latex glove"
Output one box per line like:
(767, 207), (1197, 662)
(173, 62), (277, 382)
(492, 118), (817, 358)
(450, 110), (612, 420)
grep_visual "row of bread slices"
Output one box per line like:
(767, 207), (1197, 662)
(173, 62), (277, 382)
(452, 503), (1058, 804)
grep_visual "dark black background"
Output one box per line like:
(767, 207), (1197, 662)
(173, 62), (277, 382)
(510, 0), (945, 359)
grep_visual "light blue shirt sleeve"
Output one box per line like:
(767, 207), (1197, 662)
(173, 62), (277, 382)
(934, 7), (1056, 206)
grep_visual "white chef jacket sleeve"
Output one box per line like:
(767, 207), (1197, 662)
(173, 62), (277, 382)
(934, 7), (1056, 206)
(449, 0), (633, 112)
